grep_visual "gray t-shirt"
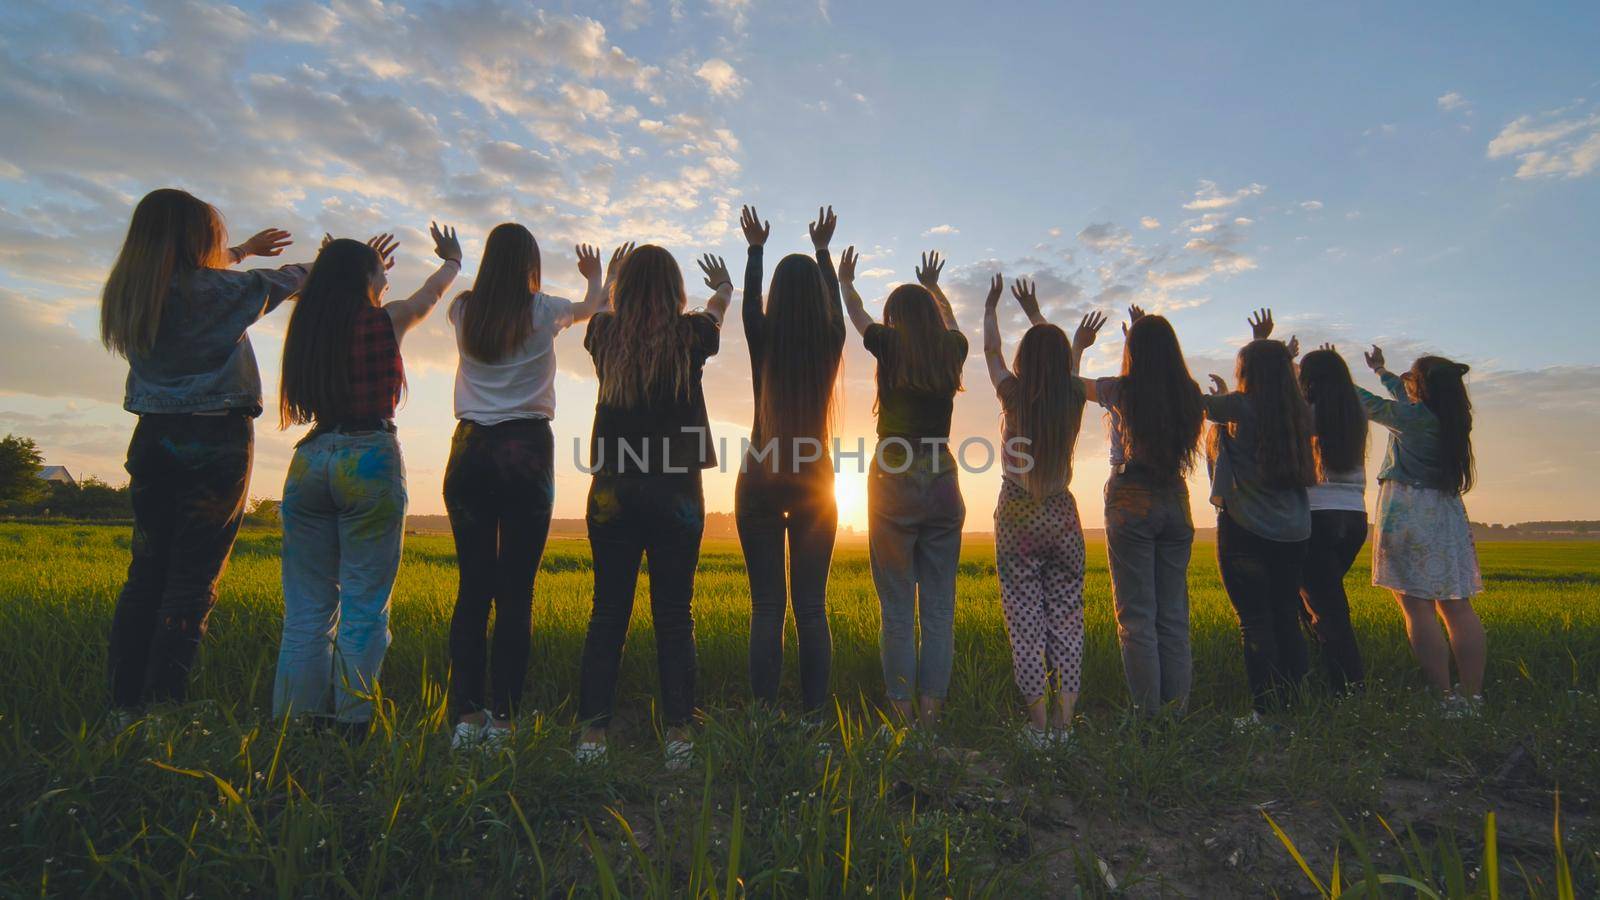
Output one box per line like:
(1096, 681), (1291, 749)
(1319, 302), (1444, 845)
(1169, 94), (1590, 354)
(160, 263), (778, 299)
(1202, 391), (1311, 542)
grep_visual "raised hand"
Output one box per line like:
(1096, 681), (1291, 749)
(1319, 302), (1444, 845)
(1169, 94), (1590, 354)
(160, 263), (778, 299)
(740, 205), (770, 247)
(1074, 311), (1108, 353)
(809, 205), (837, 250)
(916, 251), (944, 288)
(698, 253), (732, 292)
(321, 232), (335, 250)
(1286, 334), (1300, 358)
(1248, 307), (1274, 339)
(367, 233), (399, 271)
(1208, 374), (1228, 395)
(838, 245), (858, 284)
(239, 228), (292, 258)
(606, 242), (635, 290)
(1320, 342), (1337, 353)
(984, 273), (1003, 311)
(576, 243), (602, 280)
(430, 222), (461, 263)
(1010, 278), (1042, 323)
(1364, 345), (1385, 372)
(1123, 303), (1146, 337)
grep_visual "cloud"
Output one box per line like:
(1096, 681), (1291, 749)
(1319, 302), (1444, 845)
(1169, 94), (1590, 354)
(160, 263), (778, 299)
(0, 291), (126, 402)
(922, 224), (960, 237)
(1075, 222), (1131, 253)
(1437, 91), (1470, 113)
(1139, 216), (1161, 230)
(1183, 179), (1265, 211)
(1486, 105), (1600, 179)
(1300, 200), (1324, 211)
(859, 267), (895, 279)
(695, 58), (745, 98)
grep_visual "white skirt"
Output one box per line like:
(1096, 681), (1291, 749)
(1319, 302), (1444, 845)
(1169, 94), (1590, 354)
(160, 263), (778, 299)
(1372, 481), (1483, 600)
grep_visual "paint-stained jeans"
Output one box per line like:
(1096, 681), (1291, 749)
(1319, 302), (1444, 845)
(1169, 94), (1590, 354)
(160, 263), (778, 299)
(1216, 511), (1310, 713)
(443, 418), (555, 719)
(868, 445), (964, 701)
(1299, 509), (1368, 694)
(1104, 473), (1195, 714)
(736, 465), (837, 712)
(579, 471), (704, 728)
(108, 413), (253, 709)
(274, 429), (407, 723)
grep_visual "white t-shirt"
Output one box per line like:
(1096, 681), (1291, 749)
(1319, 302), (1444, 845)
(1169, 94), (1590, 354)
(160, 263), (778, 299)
(450, 292), (576, 424)
(1307, 465), (1367, 513)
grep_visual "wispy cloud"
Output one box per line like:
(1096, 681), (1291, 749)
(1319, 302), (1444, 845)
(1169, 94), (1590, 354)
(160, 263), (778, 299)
(695, 58), (746, 98)
(1487, 104), (1600, 179)
(1437, 91), (1470, 113)
(922, 224), (960, 236)
(1183, 179), (1266, 210)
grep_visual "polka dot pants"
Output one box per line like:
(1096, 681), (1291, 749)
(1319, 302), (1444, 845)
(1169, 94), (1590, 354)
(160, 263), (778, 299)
(994, 480), (1086, 699)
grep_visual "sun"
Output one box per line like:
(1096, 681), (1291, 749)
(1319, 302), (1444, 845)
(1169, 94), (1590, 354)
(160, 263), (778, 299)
(833, 469), (869, 531)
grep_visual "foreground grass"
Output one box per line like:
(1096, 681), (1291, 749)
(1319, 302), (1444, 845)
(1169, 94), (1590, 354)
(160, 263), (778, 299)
(0, 523), (1597, 896)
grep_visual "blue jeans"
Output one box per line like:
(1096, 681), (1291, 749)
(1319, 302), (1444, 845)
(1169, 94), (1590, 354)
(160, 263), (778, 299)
(1104, 473), (1195, 714)
(868, 445), (964, 701)
(274, 429), (408, 723)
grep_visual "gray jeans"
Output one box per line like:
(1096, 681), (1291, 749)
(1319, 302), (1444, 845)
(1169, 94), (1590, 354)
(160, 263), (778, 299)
(868, 446), (964, 701)
(1104, 472), (1194, 713)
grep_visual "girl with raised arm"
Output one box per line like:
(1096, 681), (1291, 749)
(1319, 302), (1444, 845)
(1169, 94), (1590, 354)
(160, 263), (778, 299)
(736, 205), (846, 714)
(1358, 346), (1484, 709)
(1203, 310), (1317, 722)
(1296, 345), (1369, 694)
(273, 225), (463, 735)
(1076, 306), (1205, 715)
(101, 188), (308, 715)
(983, 277), (1102, 745)
(443, 226), (620, 751)
(841, 248), (970, 728)
(576, 245), (733, 767)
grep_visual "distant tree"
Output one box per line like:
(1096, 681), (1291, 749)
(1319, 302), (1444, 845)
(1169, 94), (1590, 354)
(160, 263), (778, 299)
(0, 434), (46, 505)
(243, 497), (281, 529)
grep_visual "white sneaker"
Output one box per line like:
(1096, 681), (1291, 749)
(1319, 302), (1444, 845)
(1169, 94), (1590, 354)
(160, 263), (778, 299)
(576, 740), (607, 764)
(1021, 727), (1052, 751)
(481, 721), (512, 751)
(1442, 694), (1484, 719)
(1233, 711), (1265, 733)
(664, 739), (694, 771)
(450, 719), (485, 750)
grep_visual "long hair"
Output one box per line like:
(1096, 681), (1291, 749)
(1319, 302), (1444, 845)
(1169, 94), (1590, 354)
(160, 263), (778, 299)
(1298, 348), (1368, 478)
(1118, 315), (1204, 477)
(458, 223), (541, 363)
(101, 189), (230, 357)
(279, 239), (385, 427)
(596, 244), (693, 409)
(877, 283), (962, 397)
(1009, 324), (1084, 497)
(1214, 339), (1316, 489)
(755, 253), (842, 463)
(1410, 355), (1475, 494)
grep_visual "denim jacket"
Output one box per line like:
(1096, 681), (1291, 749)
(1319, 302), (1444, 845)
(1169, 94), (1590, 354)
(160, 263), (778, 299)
(1356, 370), (1452, 492)
(123, 264), (307, 417)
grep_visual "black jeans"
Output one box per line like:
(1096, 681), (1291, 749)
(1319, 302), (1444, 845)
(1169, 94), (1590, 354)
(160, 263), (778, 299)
(443, 419), (555, 719)
(735, 466), (837, 712)
(108, 414), (253, 709)
(579, 471), (704, 728)
(1299, 509), (1368, 694)
(1216, 512), (1310, 713)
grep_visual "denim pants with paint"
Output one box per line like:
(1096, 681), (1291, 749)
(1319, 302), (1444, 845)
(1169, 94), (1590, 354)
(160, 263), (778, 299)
(443, 418), (555, 719)
(868, 444), (964, 701)
(274, 429), (408, 722)
(1104, 472), (1195, 714)
(109, 413), (253, 709)
(578, 470), (705, 728)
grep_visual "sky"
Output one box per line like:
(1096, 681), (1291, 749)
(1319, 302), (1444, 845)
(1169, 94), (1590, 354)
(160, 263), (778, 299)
(0, 0), (1597, 530)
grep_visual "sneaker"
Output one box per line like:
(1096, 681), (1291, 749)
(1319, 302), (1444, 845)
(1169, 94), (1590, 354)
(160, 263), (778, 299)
(481, 721), (513, 751)
(664, 738), (694, 771)
(1021, 727), (1052, 751)
(1050, 728), (1077, 750)
(451, 718), (486, 751)
(576, 741), (607, 764)
(1442, 694), (1484, 719)
(1233, 711), (1265, 733)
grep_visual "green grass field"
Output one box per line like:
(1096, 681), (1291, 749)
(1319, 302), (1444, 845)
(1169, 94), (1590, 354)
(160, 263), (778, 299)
(1, 522), (1596, 896)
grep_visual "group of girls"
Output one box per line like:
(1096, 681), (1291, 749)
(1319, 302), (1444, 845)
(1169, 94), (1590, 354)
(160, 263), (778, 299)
(98, 188), (1487, 762)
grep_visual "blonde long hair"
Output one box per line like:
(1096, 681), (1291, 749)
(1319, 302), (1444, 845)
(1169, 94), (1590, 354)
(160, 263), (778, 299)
(101, 189), (230, 357)
(596, 244), (694, 408)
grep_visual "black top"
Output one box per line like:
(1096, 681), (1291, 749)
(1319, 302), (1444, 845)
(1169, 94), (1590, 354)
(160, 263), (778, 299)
(741, 245), (846, 443)
(863, 323), (969, 440)
(585, 310), (721, 474)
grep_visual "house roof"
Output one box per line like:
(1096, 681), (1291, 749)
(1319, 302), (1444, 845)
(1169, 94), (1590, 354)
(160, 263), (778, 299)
(37, 466), (75, 484)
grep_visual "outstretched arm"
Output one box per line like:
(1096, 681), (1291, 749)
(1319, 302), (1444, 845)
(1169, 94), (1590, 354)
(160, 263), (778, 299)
(1010, 277), (1047, 327)
(810, 206), (844, 338)
(982, 273), (1011, 389)
(839, 245), (875, 336)
(1072, 311), (1107, 374)
(740, 205), (769, 348)
(569, 243), (607, 323)
(385, 223), (462, 341)
(917, 251), (959, 331)
(228, 228), (293, 266)
(697, 253), (734, 326)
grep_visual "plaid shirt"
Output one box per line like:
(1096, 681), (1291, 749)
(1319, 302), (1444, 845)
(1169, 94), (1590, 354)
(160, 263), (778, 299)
(346, 306), (403, 420)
